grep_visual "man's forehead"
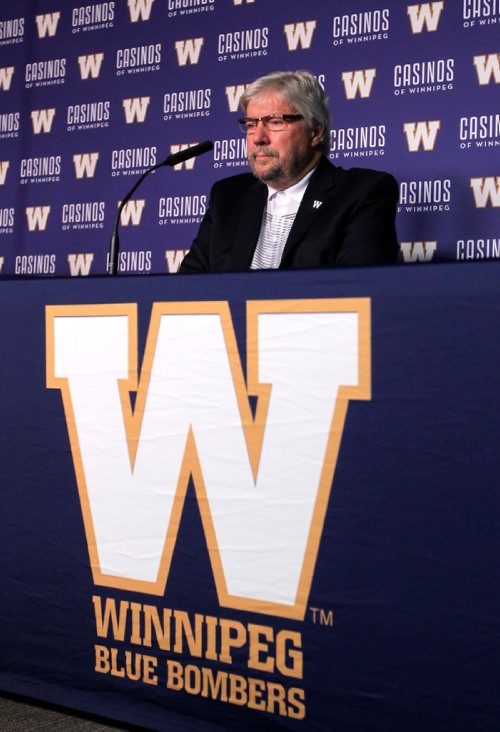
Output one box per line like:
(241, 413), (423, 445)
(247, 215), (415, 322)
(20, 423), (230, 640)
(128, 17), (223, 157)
(246, 91), (295, 113)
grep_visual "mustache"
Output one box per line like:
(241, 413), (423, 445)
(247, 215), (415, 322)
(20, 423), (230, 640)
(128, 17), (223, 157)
(249, 146), (279, 161)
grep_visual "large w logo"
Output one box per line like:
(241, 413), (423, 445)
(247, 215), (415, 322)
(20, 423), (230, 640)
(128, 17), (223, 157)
(407, 2), (444, 33)
(46, 299), (370, 619)
(128, 0), (155, 22)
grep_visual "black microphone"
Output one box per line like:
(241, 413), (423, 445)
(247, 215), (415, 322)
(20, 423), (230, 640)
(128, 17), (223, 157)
(107, 140), (213, 275)
(163, 140), (214, 167)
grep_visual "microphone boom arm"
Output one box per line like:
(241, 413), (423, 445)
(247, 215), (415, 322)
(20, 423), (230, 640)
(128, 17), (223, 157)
(107, 140), (213, 275)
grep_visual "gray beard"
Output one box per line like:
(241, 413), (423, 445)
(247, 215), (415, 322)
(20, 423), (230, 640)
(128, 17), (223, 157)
(249, 147), (312, 186)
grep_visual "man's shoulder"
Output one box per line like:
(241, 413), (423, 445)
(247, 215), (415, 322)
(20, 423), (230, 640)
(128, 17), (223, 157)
(211, 171), (257, 193)
(331, 162), (397, 187)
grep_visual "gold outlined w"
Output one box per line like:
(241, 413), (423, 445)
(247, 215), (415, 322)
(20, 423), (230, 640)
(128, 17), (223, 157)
(46, 299), (371, 620)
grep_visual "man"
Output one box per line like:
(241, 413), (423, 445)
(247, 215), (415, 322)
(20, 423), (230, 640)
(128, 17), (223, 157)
(180, 70), (399, 273)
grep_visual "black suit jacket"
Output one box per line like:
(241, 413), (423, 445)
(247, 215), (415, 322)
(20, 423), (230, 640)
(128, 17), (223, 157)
(179, 157), (399, 273)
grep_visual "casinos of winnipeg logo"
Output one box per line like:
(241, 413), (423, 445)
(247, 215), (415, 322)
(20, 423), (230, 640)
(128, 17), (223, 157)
(459, 113), (499, 149)
(212, 138), (247, 169)
(398, 178), (451, 213)
(329, 125), (386, 159)
(217, 27), (268, 62)
(20, 155), (61, 185)
(0, 111), (20, 138)
(393, 58), (454, 96)
(158, 194), (207, 225)
(72, 2), (115, 32)
(116, 44), (161, 75)
(456, 238), (500, 260)
(0, 207), (14, 233)
(61, 201), (105, 231)
(25, 58), (66, 89)
(332, 8), (390, 45)
(67, 101), (110, 131)
(163, 88), (211, 121)
(463, 1), (500, 26)
(168, 0), (216, 17)
(111, 146), (157, 177)
(0, 16), (25, 45)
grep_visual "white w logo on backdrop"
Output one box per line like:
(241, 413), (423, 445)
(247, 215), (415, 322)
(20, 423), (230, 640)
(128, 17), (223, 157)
(165, 250), (190, 273)
(26, 206), (50, 231)
(35, 12), (61, 37)
(400, 241), (437, 262)
(120, 200), (146, 226)
(73, 153), (99, 179)
(175, 39), (204, 66)
(46, 300), (371, 620)
(403, 121), (441, 151)
(225, 85), (248, 112)
(67, 254), (95, 276)
(78, 54), (104, 80)
(0, 161), (9, 185)
(407, 2), (444, 33)
(31, 109), (56, 134)
(0, 67), (15, 91)
(128, 0), (155, 22)
(122, 97), (150, 124)
(342, 70), (377, 100)
(473, 54), (500, 85)
(283, 21), (317, 51)
(470, 177), (500, 208)
(169, 144), (199, 171)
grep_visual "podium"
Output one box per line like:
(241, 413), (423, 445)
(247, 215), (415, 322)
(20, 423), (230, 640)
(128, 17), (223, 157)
(0, 263), (498, 731)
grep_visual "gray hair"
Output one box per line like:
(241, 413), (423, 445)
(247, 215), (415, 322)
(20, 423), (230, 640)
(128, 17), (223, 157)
(240, 70), (331, 154)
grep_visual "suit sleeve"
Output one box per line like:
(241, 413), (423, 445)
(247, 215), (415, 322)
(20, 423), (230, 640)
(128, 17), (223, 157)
(178, 188), (215, 273)
(335, 172), (399, 266)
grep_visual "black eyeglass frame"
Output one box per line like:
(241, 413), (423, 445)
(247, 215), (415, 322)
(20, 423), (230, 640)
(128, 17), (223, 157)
(237, 114), (304, 134)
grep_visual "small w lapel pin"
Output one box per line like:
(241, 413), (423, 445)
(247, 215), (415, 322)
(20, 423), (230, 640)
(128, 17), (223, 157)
(313, 200), (323, 209)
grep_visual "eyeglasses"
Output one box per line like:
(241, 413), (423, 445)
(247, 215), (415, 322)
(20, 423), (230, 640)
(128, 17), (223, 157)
(238, 114), (304, 134)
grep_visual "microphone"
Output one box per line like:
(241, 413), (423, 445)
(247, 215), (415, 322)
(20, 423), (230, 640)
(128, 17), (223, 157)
(163, 140), (214, 167)
(107, 140), (213, 275)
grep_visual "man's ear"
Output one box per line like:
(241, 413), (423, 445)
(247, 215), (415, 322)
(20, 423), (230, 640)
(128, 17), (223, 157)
(311, 124), (325, 148)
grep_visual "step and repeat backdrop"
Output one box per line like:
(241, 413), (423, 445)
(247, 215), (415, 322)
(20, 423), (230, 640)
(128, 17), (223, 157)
(0, 0), (498, 276)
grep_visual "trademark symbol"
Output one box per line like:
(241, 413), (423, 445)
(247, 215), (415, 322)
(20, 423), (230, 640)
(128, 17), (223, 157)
(309, 607), (334, 626)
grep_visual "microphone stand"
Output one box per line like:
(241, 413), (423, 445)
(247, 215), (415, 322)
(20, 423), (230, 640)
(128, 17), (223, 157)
(107, 141), (213, 275)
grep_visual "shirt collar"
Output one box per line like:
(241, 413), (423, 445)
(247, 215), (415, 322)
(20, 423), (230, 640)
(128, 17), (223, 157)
(266, 165), (317, 202)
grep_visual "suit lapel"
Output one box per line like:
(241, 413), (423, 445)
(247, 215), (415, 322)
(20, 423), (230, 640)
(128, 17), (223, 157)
(228, 180), (268, 270)
(280, 158), (337, 263)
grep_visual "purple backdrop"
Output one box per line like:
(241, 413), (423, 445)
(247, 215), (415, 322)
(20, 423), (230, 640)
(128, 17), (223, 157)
(0, 0), (498, 275)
